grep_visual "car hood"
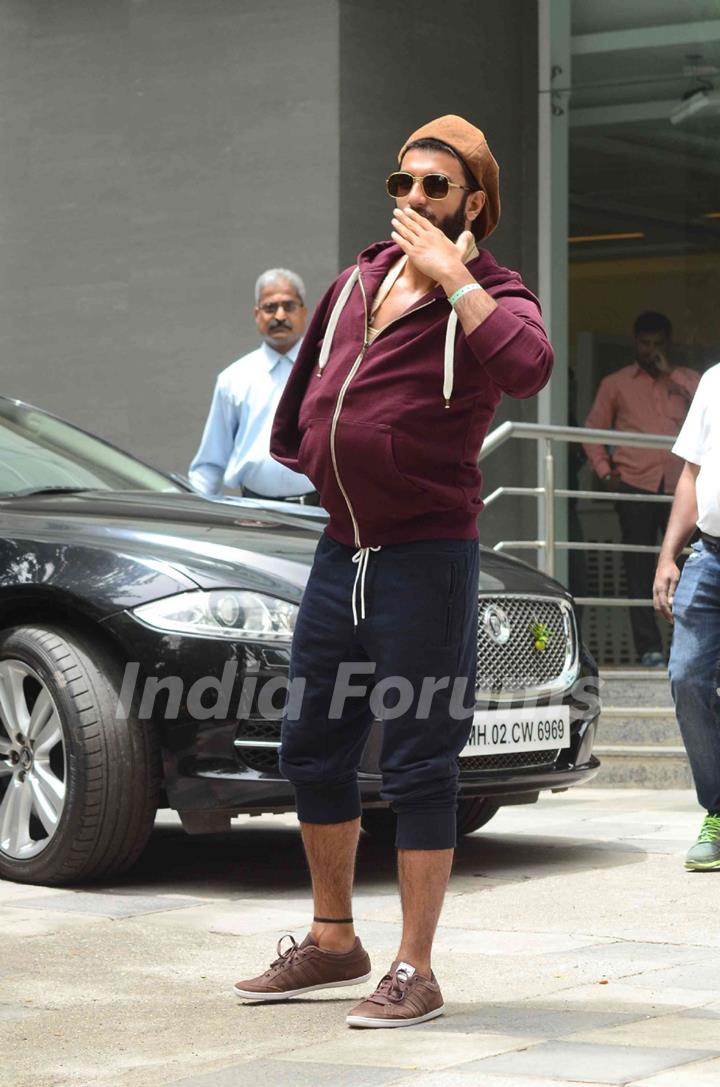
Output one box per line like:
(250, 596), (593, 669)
(2, 490), (569, 600)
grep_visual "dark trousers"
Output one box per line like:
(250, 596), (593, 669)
(279, 533), (480, 850)
(615, 481), (670, 659)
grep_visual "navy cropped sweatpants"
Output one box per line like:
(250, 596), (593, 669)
(279, 533), (480, 849)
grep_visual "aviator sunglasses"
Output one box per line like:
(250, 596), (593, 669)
(386, 171), (471, 201)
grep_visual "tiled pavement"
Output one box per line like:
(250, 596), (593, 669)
(2, 788), (720, 1087)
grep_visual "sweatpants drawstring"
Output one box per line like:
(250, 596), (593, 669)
(351, 546), (381, 626)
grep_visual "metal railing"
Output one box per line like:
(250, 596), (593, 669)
(478, 421), (675, 606)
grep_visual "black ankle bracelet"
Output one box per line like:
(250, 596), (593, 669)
(313, 916), (353, 924)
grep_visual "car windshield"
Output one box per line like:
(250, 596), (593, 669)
(0, 400), (183, 497)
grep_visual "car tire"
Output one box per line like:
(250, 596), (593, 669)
(455, 797), (500, 836)
(0, 626), (160, 885)
(361, 798), (499, 842)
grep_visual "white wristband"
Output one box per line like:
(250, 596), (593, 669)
(448, 283), (482, 307)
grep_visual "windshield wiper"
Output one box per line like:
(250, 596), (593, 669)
(4, 486), (96, 499)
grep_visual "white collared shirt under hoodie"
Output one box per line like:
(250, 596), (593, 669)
(672, 361), (720, 536)
(189, 340), (313, 497)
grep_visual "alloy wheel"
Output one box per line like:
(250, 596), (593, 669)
(0, 659), (67, 859)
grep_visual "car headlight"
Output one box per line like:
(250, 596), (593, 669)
(132, 590), (298, 641)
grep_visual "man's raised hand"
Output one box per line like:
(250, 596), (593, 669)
(391, 207), (471, 285)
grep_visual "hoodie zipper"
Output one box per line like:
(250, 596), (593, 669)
(327, 271), (438, 548)
(328, 275), (369, 548)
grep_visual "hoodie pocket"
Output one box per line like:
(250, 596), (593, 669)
(297, 418), (331, 494)
(333, 420), (457, 530)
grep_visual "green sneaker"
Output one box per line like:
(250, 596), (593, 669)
(685, 813), (720, 871)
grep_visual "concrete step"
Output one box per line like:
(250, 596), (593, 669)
(597, 715), (680, 747)
(599, 669), (673, 708)
(589, 744), (694, 790)
(588, 669), (690, 788)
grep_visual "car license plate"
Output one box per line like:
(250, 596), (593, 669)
(460, 705), (571, 757)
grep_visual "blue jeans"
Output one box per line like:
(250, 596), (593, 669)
(668, 539), (720, 813)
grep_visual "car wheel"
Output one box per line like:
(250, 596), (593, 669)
(455, 797), (500, 836)
(361, 798), (499, 842)
(0, 626), (160, 885)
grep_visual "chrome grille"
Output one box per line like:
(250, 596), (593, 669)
(476, 594), (577, 698)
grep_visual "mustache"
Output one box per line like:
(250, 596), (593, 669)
(409, 206), (434, 222)
(269, 320), (292, 331)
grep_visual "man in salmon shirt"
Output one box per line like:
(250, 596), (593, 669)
(583, 313), (700, 668)
(233, 115), (554, 1027)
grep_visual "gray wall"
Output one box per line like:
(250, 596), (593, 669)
(1, 0), (541, 548)
(0, 0), (340, 470)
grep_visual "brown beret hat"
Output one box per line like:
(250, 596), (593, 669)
(398, 114), (501, 240)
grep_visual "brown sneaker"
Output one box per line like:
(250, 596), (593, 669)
(346, 960), (444, 1028)
(234, 934), (371, 1002)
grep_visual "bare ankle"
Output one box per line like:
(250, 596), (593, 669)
(312, 922), (356, 951)
(396, 952), (431, 977)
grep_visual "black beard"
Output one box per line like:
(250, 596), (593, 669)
(438, 200), (470, 241)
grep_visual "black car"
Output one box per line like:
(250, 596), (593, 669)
(0, 396), (600, 885)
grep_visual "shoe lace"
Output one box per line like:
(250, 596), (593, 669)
(266, 934), (303, 976)
(372, 967), (412, 1004)
(697, 814), (720, 843)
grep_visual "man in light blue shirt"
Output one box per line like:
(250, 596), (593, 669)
(189, 268), (315, 500)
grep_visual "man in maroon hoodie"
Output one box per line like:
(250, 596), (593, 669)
(234, 115), (554, 1027)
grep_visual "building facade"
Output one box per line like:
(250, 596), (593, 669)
(1, 1), (718, 625)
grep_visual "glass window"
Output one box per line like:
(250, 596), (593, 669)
(0, 400), (183, 496)
(567, 1), (720, 665)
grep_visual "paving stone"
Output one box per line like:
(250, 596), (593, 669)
(538, 941), (715, 970)
(410, 1074), (616, 1087)
(466, 1041), (715, 1084)
(683, 1007), (720, 1019)
(537, 982), (713, 1011)
(137, 900), (310, 937)
(430, 1001), (649, 1037)
(431, 928), (610, 957)
(0, 905), (107, 937)
(288, 1029), (539, 1069)
(531, 942), (717, 984)
(631, 1055), (720, 1085)
(0, 881), (61, 904)
(565, 1014), (720, 1051)
(285, 921), (607, 959)
(11, 892), (209, 918)
(618, 839), (691, 855)
(166, 1059), (407, 1087)
(619, 962), (720, 995)
(0, 1003), (36, 1022)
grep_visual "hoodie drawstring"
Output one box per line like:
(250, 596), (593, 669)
(443, 308), (458, 409)
(317, 262), (457, 408)
(351, 545), (381, 626)
(317, 268), (361, 377)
